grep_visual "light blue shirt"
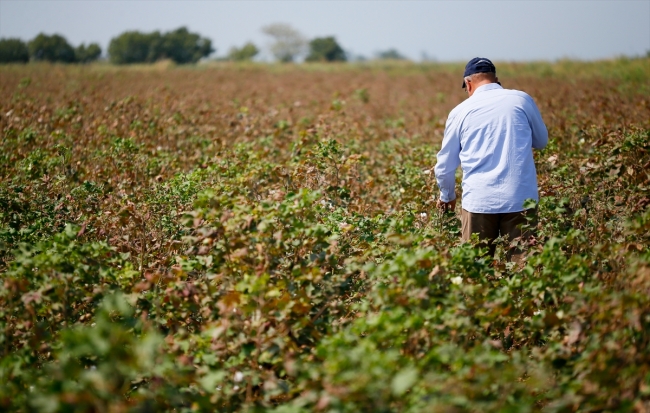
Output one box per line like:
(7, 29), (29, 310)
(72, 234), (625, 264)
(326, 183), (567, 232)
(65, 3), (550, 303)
(434, 83), (548, 213)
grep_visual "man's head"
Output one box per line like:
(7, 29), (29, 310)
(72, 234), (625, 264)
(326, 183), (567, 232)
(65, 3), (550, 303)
(462, 57), (496, 88)
(462, 57), (499, 97)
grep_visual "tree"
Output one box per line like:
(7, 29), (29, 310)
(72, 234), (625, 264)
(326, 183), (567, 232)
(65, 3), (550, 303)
(108, 31), (161, 64)
(28, 33), (76, 63)
(262, 23), (307, 63)
(376, 48), (407, 61)
(108, 28), (213, 64)
(0, 38), (29, 63)
(227, 42), (259, 62)
(75, 43), (102, 63)
(158, 27), (214, 64)
(306, 36), (346, 62)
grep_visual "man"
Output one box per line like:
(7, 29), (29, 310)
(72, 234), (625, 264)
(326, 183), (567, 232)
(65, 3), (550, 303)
(434, 57), (548, 261)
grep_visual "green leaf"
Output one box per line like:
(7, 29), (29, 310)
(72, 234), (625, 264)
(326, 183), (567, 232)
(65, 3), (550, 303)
(391, 367), (418, 396)
(199, 370), (226, 393)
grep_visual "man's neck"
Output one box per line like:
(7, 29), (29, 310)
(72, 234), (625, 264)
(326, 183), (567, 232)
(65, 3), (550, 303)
(468, 80), (496, 97)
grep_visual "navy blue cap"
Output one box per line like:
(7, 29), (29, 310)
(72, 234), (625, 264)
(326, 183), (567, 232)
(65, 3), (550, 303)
(462, 57), (496, 88)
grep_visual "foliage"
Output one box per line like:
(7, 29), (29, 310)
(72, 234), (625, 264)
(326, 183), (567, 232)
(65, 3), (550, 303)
(306, 37), (347, 62)
(74, 42), (102, 63)
(227, 42), (260, 62)
(158, 27), (214, 64)
(0, 38), (29, 64)
(1, 60), (649, 411)
(27, 33), (76, 63)
(262, 23), (307, 63)
(376, 48), (408, 60)
(108, 31), (160, 64)
(3, 35), (99, 65)
(108, 27), (213, 65)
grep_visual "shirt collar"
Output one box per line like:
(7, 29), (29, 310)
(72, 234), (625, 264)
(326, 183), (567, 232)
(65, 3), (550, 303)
(474, 83), (503, 94)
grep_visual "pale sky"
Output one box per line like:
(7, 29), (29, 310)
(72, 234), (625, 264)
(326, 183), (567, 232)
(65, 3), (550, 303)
(0, 0), (648, 62)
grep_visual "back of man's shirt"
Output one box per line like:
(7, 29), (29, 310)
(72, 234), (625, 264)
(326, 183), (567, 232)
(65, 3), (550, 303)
(435, 83), (548, 213)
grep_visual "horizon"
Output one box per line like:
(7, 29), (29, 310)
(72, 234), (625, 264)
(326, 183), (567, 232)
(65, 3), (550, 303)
(0, 0), (648, 63)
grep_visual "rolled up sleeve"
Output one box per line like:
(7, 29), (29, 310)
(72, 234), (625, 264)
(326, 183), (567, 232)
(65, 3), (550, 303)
(434, 116), (461, 202)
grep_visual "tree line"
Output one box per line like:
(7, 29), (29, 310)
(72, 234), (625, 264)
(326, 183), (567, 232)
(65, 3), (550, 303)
(0, 23), (403, 64)
(0, 34), (101, 64)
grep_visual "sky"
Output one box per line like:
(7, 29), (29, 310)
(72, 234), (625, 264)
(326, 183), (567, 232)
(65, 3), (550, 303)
(0, 0), (648, 62)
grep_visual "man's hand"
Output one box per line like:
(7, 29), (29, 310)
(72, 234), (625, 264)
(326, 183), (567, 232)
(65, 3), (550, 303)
(436, 198), (456, 212)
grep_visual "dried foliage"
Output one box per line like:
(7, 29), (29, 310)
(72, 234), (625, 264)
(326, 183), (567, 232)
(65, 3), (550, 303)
(1, 59), (649, 412)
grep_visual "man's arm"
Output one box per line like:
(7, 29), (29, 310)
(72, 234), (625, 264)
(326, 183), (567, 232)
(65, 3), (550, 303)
(527, 98), (548, 149)
(434, 115), (461, 207)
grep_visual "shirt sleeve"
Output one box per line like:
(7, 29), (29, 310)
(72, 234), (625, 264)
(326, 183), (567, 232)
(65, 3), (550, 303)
(434, 114), (462, 202)
(526, 97), (548, 149)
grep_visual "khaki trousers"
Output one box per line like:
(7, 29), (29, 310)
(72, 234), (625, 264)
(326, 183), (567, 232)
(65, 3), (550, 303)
(461, 208), (537, 262)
